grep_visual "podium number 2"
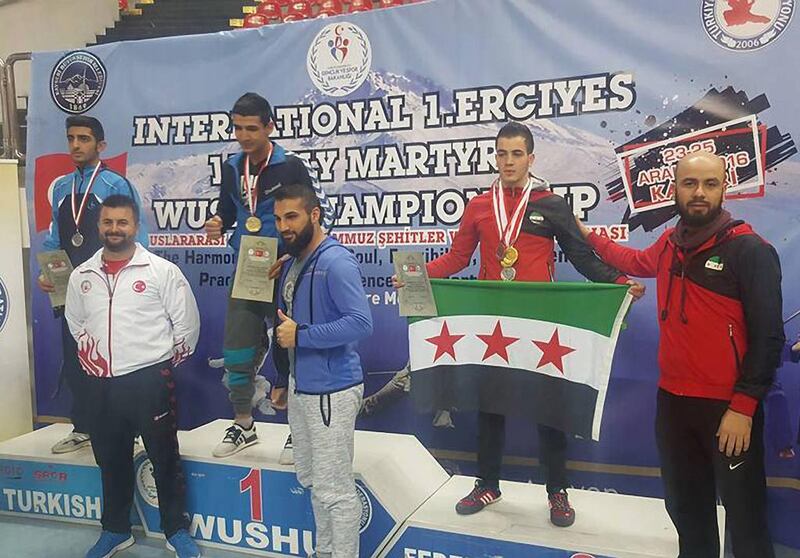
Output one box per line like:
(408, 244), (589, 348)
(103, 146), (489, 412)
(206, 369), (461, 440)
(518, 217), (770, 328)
(239, 468), (263, 522)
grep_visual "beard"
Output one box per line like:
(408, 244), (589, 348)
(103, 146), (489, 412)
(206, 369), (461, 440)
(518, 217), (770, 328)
(283, 220), (315, 257)
(676, 201), (722, 227)
(102, 233), (135, 253)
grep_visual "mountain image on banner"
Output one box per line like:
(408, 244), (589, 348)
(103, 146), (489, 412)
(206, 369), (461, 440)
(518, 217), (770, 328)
(409, 280), (631, 441)
(124, 69), (800, 265)
(126, 70), (622, 216)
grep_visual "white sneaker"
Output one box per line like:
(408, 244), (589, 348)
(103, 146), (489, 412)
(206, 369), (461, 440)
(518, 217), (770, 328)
(51, 431), (91, 454)
(212, 423), (258, 458)
(278, 433), (294, 465)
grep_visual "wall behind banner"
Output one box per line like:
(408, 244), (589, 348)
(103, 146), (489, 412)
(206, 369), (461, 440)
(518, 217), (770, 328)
(23, 0), (800, 548)
(0, 158), (33, 441)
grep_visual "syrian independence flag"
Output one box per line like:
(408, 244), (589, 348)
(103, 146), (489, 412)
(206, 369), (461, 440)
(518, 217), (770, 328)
(410, 280), (631, 441)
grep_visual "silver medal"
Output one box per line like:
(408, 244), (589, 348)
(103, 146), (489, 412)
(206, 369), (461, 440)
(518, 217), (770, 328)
(500, 266), (516, 281)
(71, 232), (84, 247)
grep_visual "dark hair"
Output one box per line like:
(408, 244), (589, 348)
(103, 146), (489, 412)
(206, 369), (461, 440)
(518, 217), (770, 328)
(231, 92), (273, 126)
(274, 183), (320, 213)
(496, 122), (534, 154)
(65, 115), (105, 142)
(101, 194), (140, 223)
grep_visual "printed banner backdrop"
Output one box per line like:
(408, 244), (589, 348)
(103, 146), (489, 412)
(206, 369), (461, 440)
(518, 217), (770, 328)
(23, 0), (800, 548)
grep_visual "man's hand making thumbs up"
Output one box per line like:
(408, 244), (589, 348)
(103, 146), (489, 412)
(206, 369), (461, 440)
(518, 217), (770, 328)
(276, 309), (298, 348)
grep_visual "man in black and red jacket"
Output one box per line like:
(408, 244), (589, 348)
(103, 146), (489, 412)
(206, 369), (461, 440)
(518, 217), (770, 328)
(580, 151), (784, 558)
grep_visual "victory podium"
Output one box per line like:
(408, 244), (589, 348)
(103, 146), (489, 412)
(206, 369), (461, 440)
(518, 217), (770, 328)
(380, 475), (725, 557)
(0, 422), (725, 557)
(133, 420), (449, 557)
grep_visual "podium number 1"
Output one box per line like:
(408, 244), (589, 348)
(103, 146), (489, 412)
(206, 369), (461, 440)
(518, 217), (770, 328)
(239, 468), (263, 522)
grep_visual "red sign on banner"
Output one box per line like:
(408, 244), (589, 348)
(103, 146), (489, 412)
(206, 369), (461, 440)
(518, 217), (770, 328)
(615, 116), (766, 214)
(33, 153), (128, 233)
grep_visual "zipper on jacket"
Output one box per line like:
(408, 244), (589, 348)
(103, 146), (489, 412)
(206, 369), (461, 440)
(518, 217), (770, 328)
(728, 323), (742, 375)
(92, 263), (134, 375)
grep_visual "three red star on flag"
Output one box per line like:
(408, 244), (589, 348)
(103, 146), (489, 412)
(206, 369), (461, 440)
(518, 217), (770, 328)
(425, 320), (576, 373)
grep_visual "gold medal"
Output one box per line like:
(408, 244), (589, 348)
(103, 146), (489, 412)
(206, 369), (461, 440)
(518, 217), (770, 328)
(502, 246), (519, 266)
(245, 216), (262, 233)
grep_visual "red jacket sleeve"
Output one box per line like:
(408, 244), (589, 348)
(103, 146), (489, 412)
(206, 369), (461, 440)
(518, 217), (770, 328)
(587, 229), (672, 279)
(426, 198), (480, 279)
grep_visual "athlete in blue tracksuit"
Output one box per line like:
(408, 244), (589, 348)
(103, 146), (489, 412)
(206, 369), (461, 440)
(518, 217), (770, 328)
(205, 92), (334, 458)
(270, 182), (372, 558)
(38, 115), (148, 455)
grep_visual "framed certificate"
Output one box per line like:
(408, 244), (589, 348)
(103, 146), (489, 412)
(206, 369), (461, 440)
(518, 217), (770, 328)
(232, 236), (278, 303)
(393, 251), (437, 317)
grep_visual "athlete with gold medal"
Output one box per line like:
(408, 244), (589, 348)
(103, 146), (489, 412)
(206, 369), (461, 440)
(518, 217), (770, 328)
(204, 92), (335, 459)
(393, 122), (644, 526)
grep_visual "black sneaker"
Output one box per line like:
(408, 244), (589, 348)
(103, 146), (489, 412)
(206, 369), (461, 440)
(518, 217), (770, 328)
(455, 480), (501, 515)
(212, 423), (258, 458)
(548, 490), (576, 527)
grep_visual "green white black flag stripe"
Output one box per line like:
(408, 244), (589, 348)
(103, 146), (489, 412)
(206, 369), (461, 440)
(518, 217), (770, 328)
(409, 280), (631, 440)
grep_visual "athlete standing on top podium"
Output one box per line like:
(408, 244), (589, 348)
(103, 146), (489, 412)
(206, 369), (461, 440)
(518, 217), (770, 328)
(203, 92), (334, 460)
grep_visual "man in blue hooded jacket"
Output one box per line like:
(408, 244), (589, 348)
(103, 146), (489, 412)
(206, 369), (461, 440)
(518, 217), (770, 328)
(270, 183), (372, 558)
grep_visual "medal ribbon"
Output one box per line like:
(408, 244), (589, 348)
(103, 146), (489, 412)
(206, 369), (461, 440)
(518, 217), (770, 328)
(243, 143), (274, 217)
(491, 176), (533, 250)
(71, 163), (103, 230)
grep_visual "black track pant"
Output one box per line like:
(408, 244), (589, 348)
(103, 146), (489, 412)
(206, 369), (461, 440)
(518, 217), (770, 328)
(61, 319), (92, 433)
(656, 389), (774, 558)
(477, 411), (568, 494)
(86, 362), (188, 537)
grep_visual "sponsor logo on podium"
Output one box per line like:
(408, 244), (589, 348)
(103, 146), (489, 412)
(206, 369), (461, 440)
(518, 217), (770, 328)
(0, 277), (8, 333)
(356, 482), (373, 533)
(136, 458), (159, 507)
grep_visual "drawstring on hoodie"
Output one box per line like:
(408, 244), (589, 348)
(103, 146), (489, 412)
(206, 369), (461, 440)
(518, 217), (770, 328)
(660, 243), (689, 324)
(659, 243), (675, 322)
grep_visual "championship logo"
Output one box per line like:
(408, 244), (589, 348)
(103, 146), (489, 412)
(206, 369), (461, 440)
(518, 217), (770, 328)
(0, 277), (9, 333)
(50, 51), (107, 114)
(355, 482), (373, 533)
(702, 0), (794, 51)
(136, 458), (159, 507)
(307, 23), (372, 97)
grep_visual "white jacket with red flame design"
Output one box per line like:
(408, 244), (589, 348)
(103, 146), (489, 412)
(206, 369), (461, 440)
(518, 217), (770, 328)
(65, 243), (200, 377)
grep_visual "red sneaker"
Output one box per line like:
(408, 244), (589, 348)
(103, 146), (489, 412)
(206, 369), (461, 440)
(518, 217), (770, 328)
(548, 490), (576, 527)
(455, 480), (502, 515)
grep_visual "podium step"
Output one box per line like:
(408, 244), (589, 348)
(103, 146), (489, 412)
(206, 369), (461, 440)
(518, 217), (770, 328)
(0, 424), (104, 525)
(380, 475), (725, 558)
(134, 419), (449, 557)
(1, 424), (724, 557)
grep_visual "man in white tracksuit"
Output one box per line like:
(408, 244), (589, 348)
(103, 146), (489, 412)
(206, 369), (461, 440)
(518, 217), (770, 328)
(65, 194), (202, 558)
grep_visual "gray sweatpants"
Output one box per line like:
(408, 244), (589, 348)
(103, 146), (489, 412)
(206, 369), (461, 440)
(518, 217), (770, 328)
(288, 377), (364, 558)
